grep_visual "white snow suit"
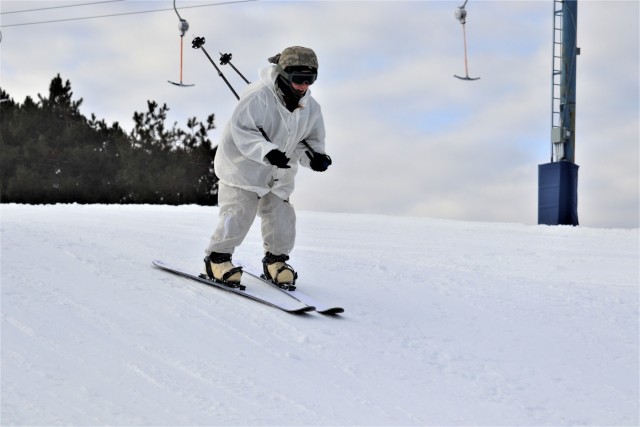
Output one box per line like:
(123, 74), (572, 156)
(206, 65), (326, 256)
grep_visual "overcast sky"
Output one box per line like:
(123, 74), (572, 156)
(1, 0), (638, 228)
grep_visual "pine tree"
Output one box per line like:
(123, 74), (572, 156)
(1, 75), (218, 205)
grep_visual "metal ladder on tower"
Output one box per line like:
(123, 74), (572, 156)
(551, 0), (565, 161)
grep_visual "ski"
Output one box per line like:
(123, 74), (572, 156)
(239, 263), (344, 315)
(152, 260), (315, 314)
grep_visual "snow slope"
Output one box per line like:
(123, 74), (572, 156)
(1, 204), (638, 426)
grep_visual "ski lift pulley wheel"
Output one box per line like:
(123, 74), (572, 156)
(178, 19), (189, 36)
(454, 7), (467, 24)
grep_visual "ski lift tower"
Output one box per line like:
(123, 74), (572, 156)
(538, 0), (580, 225)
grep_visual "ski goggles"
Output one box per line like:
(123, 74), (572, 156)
(289, 71), (317, 86)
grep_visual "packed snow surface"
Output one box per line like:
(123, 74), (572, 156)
(1, 204), (638, 426)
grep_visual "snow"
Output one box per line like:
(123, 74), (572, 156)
(1, 203), (638, 426)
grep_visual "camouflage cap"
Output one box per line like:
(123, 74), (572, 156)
(278, 46), (318, 70)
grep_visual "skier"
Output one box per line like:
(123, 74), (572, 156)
(203, 46), (332, 287)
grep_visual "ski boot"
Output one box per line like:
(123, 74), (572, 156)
(202, 252), (244, 289)
(262, 252), (298, 290)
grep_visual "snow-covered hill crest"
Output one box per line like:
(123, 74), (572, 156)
(2, 204), (638, 425)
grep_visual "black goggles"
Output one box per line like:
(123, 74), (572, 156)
(289, 71), (317, 85)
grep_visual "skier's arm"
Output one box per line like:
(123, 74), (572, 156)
(297, 110), (328, 169)
(230, 94), (279, 164)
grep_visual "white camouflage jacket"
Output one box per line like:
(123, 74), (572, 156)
(214, 65), (326, 200)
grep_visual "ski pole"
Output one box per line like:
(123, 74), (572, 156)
(259, 128), (317, 156)
(192, 36), (240, 100)
(219, 53), (251, 85)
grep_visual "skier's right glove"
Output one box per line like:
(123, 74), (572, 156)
(265, 149), (291, 169)
(305, 151), (332, 172)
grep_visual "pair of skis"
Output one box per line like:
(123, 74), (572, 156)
(152, 260), (343, 315)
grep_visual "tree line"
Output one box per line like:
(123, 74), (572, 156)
(0, 74), (219, 205)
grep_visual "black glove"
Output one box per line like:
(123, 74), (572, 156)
(306, 151), (332, 172)
(265, 149), (291, 169)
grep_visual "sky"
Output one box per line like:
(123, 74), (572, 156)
(1, 0), (638, 229)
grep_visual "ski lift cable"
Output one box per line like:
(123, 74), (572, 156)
(0, 0), (258, 28)
(173, 0), (186, 23)
(0, 0), (125, 15)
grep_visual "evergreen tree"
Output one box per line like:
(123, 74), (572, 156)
(0, 75), (219, 205)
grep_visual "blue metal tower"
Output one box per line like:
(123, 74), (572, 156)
(538, 0), (580, 226)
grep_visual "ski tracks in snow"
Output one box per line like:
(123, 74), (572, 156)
(2, 205), (638, 425)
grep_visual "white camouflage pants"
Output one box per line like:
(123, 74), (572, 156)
(205, 182), (296, 256)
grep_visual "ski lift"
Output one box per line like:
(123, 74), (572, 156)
(168, 0), (194, 87)
(454, 0), (480, 81)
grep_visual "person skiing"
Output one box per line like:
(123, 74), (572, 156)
(203, 46), (332, 287)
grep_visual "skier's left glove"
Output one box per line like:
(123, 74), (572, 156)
(305, 151), (332, 172)
(266, 149), (291, 169)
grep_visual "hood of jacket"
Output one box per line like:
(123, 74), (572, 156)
(258, 65), (311, 110)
